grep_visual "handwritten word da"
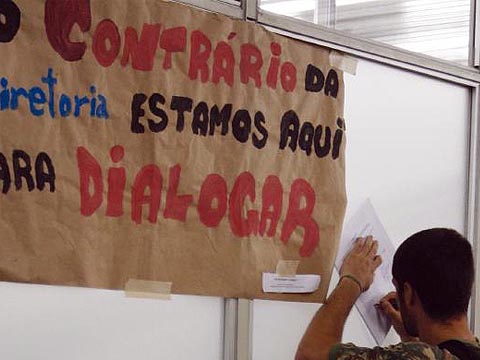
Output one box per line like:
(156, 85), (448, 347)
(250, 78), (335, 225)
(78, 145), (320, 257)
(0, 68), (108, 119)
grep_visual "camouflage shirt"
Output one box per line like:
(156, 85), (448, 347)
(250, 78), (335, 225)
(329, 342), (458, 360)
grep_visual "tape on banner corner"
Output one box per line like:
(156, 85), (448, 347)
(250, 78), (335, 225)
(329, 51), (358, 76)
(276, 260), (300, 276)
(125, 279), (172, 300)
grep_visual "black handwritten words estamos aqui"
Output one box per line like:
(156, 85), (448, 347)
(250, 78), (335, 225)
(131, 92), (345, 160)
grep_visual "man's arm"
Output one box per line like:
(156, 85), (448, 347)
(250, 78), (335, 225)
(295, 236), (382, 360)
(295, 277), (361, 360)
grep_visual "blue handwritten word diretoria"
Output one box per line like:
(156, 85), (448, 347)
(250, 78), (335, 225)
(0, 68), (109, 119)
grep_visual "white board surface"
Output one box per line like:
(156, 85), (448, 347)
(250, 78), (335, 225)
(0, 282), (223, 360)
(252, 58), (470, 360)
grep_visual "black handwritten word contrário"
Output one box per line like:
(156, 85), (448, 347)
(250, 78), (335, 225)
(0, 68), (109, 120)
(0, 150), (55, 194)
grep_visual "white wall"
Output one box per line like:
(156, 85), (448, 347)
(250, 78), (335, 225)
(252, 57), (470, 360)
(0, 282), (223, 360)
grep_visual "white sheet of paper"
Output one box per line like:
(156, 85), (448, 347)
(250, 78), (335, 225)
(262, 273), (321, 293)
(335, 200), (396, 345)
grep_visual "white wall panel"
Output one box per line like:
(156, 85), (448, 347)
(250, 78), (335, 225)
(0, 282), (223, 360)
(252, 57), (470, 360)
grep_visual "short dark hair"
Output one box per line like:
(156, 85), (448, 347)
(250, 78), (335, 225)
(392, 228), (474, 321)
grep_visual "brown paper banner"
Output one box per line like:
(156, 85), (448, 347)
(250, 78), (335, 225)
(0, 0), (346, 302)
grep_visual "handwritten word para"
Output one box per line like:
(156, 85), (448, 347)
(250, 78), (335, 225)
(0, 68), (109, 119)
(77, 145), (320, 257)
(0, 149), (55, 194)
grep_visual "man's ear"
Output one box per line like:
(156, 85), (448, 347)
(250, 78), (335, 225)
(404, 282), (416, 307)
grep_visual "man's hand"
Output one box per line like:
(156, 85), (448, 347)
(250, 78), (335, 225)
(380, 292), (419, 342)
(340, 236), (382, 292)
(295, 236), (382, 360)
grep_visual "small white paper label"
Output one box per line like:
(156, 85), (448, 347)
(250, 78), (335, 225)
(262, 273), (321, 293)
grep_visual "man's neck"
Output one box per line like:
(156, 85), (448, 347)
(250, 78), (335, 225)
(418, 315), (475, 345)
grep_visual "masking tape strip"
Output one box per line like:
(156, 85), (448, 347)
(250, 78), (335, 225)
(125, 279), (172, 300)
(329, 51), (358, 76)
(276, 260), (300, 276)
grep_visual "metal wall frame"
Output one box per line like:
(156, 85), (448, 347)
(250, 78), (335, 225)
(469, 85), (480, 337)
(473, 0), (480, 67)
(173, 0), (480, 357)
(174, 0), (244, 18)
